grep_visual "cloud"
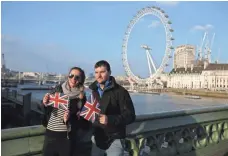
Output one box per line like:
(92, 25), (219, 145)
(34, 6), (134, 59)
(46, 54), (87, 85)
(156, 1), (180, 6)
(191, 24), (214, 32)
(148, 20), (160, 28)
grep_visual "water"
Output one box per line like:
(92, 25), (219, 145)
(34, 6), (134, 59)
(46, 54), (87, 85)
(131, 92), (228, 115)
(13, 83), (228, 115)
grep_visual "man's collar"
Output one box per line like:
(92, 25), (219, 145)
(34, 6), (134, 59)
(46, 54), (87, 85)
(96, 78), (111, 89)
(89, 76), (116, 91)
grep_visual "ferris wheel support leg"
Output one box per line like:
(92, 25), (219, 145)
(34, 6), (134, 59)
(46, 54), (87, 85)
(146, 50), (153, 77)
(147, 51), (157, 73)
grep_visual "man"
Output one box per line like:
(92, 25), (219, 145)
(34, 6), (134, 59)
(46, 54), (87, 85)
(89, 60), (136, 156)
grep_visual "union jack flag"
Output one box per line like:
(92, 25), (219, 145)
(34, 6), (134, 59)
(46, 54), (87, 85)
(46, 92), (69, 110)
(80, 92), (101, 123)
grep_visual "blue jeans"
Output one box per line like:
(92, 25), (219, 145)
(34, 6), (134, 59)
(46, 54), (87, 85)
(91, 136), (124, 156)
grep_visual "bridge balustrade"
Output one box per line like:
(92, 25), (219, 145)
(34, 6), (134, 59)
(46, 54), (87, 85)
(2, 105), (228, 156)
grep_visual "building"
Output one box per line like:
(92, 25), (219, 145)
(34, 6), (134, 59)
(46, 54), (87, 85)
(202, 63), (228, 91)
(1, 54), (6, 73)
(168, 65), (203, 89)
(86, 73), (94, 79)
(1, 54), (9, 77)
(160, 73), (169, 82)
(167, 62), (228, 91)
(174, 44), (196, 68)
(115, 75), (128, 81)
(22, 72), (40, 78)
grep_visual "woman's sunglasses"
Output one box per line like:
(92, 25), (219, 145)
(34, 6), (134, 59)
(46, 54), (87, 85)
(68, 74), (81, 80)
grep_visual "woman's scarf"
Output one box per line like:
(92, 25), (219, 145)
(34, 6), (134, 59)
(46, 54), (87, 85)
(61, 81), (81, 100)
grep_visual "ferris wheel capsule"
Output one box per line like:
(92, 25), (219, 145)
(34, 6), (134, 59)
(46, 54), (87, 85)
(170, 46), (174, 49)
(169, 29), (174, 32)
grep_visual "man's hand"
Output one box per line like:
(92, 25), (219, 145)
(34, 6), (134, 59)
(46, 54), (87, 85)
(43, 93), (50, 105)
(63, 111), (69, 123)
(99, 114), (108, 125)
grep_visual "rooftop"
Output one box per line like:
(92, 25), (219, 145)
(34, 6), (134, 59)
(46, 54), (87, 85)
(204, 63), (228, 71)
(170, 63), (228, 74)
(170, 66), (204, 74)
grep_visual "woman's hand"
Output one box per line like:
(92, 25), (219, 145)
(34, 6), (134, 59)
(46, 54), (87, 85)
(43, 93), (50, 105)
(79, 92), (85, 100)
(63, 111), (69, 123)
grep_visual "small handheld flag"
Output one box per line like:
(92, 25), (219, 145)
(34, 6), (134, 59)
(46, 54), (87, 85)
(80, 92), (101, 123)
(46, 92), (69, 110)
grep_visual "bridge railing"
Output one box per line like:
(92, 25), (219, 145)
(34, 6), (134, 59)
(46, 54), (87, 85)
(2, 105), (228, 156)
(1, 125), (45, 156)
(2, 88), (24, 102)
(126, 105), (228, 156)
(2, 88), (42, 114)
(2, 88), (44, 129)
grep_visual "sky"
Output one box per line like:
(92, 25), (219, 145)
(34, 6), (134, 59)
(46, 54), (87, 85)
(2, 1), (228, 77)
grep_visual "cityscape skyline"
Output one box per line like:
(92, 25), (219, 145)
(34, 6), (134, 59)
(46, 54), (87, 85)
(2, 1), (228, 77)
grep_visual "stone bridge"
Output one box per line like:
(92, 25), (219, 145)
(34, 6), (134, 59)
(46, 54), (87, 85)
(2, 106), (228, 155)
(1, 88), (228, 156)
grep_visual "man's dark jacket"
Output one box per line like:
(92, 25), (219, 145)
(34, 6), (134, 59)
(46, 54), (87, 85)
(89, 76), (136, 149)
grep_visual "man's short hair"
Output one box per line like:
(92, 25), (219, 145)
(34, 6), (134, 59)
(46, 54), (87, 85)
(94, 60), (111, 72)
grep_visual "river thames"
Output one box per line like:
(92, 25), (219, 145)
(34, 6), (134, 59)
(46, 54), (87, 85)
(12, 83), (228, 115)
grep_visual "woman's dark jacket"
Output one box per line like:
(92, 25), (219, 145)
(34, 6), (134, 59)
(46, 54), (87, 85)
(41, 84), (92, 133)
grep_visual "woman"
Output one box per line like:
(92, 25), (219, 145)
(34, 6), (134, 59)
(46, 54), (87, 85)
(42, 67), (92, 156)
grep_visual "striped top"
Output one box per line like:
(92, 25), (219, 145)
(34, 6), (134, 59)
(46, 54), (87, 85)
(44, 82), (86, 136)
(47, 107), (68, 132)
